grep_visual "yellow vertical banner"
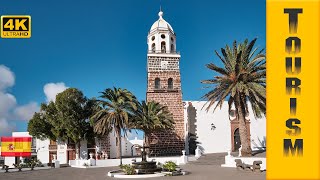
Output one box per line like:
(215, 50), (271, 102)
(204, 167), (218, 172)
(267, 0), (320, 179)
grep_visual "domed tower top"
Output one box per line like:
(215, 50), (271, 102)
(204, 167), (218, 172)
(148, 10), (177, 54)
(150, 11), (174, 34)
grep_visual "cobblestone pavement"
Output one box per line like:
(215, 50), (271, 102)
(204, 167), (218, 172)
(0, 153), (265, 180)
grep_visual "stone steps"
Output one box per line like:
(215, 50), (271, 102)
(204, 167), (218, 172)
(188, 153), (227, 166)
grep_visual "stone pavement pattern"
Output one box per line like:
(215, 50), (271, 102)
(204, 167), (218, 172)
(0, 153), (265, 180)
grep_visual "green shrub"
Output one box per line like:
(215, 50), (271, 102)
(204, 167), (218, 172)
(119, 164), (136, 175)
(163, 161), (177, 172)
(35, 159), (43, 167)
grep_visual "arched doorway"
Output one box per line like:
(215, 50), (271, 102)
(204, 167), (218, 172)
(234, 128), (241, 151)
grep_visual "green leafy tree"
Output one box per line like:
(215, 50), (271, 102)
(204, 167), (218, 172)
(91, 87), (137, 159)
(130, 101), (174, 148)
(28, 88), (96, 158)
(41, 102), (69, 141)
(28, 102), (68, 141)
(201, 38), (266, 156)
(54, 88), (95, 157)
(27, 112), (55, 140)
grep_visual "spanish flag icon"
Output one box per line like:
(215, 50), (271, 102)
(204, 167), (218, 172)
(1, 137), (32, 157)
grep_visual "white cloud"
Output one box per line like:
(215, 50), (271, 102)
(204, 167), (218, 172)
(0, 65), (69, 137)
(0, 65), (15, 90)
(44, 82), (68, 102)
(14, 102), (39, 121)
(0, 65), (40, 137)
(0, 118), (16, 136)
(0, 92), (16, 118)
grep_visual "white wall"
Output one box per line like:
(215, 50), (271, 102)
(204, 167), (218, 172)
(184, 101), (231, 154)
(108, 131), (144, 158)
(57, 140), (67, 164)
(184, 101), (266, 154)
(36, 139), (50, 164)
(5, 157), (15, 167)
(249, 113), (266, 150)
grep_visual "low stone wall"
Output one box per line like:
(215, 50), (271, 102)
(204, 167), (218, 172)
(69, 159), (96, 167)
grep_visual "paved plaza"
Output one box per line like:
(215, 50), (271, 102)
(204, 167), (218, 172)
(0, 153), (265, 180)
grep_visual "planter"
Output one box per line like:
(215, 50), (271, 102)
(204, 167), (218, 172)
(162, 170), (182, 176)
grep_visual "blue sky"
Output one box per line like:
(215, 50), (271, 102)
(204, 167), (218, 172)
(0, 0), (265, 139)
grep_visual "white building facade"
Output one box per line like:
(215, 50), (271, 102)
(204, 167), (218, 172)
(183, 101), (266, 155)
(2, 131), (143, 167)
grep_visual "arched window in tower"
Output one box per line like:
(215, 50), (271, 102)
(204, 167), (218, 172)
(168, 78), (173, 89)
(161, 41), (166, 53)
(155, 78), (160, 89)
(171, 44), (174, 53)
(151, 43), (155, 53)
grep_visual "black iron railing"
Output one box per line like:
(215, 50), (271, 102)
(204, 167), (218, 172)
(148, 50), (180, 54)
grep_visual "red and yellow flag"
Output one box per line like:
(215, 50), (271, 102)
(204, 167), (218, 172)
(1, 137), (32, 157)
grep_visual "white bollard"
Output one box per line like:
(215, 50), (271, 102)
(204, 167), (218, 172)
(52, 154), (60, 168)
(180, 150), (188, 164)
(227, 149), (232, 157)
(89, 153), (96, 166)
(195, 145), (202, 158)
(238, 145), (242, 157)
(54, 160), (60, 168)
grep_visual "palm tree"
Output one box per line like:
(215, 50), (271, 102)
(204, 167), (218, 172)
(91, 87), (137, 159)
(130, 101), (174, 148)
(201, 38), (266, 156)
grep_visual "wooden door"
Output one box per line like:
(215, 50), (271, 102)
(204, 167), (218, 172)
(67, 150), (76, 161)
(87, 149), (96, 159)
(233, 128), (241, 151)
(49, 151), (57, 165)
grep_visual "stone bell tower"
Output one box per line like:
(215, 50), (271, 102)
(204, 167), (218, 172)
(146, 10), (184, 156)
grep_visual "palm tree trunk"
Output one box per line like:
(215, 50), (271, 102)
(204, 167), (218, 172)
(115, 126), (121, 159)
(235, 93), (252, 157)
(144, 132), (150, 154)
(144, 132), (150, 147)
